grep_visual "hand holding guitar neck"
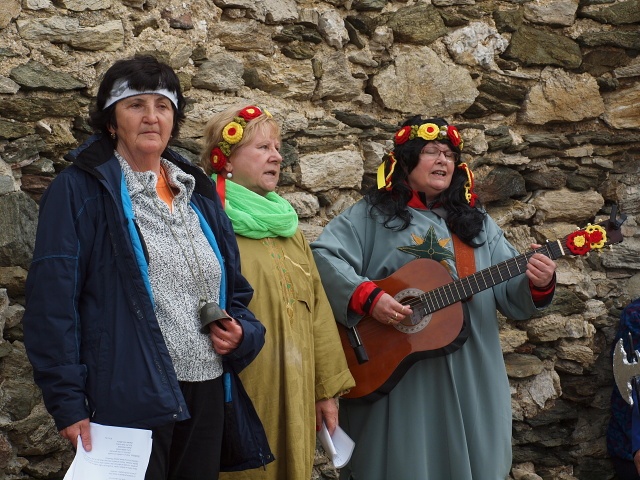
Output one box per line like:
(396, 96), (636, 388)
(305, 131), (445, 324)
(525, 243), (557, 288)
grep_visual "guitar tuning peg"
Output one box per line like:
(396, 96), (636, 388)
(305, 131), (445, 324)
(609, 204), (628, 230)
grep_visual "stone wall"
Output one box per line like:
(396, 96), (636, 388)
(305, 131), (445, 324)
(0, 0), (639, 479)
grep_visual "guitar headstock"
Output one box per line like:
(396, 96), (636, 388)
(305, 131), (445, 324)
(602, 219), (624, 246)
(560, 207), (626, 256)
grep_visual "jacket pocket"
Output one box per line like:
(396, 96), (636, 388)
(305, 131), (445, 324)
(290, 260), (313, 316)
(82, 331), (110, 417)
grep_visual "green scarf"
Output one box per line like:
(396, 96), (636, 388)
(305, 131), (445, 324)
(214, 174), (298, 239)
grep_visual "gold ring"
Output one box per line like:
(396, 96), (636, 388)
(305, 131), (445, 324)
(394, 312), (398, 319)
(387, 318), (394, 324)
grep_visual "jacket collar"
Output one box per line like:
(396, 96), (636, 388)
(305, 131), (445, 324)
(408, 189), (448, 219)
(64, 133), (218, 202)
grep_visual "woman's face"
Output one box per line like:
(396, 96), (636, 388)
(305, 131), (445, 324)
(228, 127), (282, 196)
(407, 141), (456, 200)
(110, 94), (174, 163)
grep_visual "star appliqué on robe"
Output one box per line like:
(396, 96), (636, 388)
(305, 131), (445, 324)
(398, 226), (455, 263)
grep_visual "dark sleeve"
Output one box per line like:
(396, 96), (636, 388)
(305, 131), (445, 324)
(22, 173), (92, 430)
(633, 386), (640, 454)
(617, 301), (640, 454)
(619, 301), (640, 350)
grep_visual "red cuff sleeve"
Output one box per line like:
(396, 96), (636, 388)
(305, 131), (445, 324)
(529, 277), (556, 303)
(349, 281), (384, 315)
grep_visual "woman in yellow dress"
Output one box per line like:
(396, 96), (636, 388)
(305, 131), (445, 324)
(200, 105), (355, 480)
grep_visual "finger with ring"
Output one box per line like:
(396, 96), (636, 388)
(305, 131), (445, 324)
(387, 318), (394, 324)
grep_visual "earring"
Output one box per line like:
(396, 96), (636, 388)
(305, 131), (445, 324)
(226, 172), (233, 179)
(110, 132), (116, 140)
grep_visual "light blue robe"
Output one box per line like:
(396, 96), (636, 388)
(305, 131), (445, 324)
(311, 200), (552, 480)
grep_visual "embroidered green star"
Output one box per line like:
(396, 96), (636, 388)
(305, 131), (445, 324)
(398, 225), (455, 262)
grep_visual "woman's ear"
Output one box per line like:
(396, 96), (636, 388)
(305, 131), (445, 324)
(107, 118), (118, 134)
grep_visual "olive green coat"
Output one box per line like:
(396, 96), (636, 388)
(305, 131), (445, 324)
(220, 230), (355, 480)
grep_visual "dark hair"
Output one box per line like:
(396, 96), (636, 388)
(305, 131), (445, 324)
(88, 55), (186, 146)
(365, 115), (486, 245)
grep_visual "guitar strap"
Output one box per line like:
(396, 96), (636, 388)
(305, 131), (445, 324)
(428, 205), (476, 278)
(452, 234), (476, 283)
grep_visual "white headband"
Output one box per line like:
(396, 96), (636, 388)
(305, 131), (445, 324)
(103, 79), (179, 110)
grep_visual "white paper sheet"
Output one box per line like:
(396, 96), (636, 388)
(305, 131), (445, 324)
(317, 422), (355, 469)
(63, 423), (152, 480)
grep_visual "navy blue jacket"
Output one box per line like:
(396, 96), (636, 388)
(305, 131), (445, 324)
(23, 133), (266, 434)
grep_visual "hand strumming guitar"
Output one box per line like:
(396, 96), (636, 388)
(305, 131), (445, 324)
(371, 293), (413, 326)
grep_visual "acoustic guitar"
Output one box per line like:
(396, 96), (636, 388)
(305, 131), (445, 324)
(339, 215), (625, 402)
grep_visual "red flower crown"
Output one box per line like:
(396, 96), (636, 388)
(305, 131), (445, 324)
(394, 122), (463, 149)
(378, 122), (475, 205)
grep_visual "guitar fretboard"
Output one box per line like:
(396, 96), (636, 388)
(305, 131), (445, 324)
(415, 239), (565, 316)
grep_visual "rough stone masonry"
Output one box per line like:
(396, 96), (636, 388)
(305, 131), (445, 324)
(0, 0), (639, 478)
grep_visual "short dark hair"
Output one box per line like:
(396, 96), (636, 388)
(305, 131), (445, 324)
(88, 55), (186, 145)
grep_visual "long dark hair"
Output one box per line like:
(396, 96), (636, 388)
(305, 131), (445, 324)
(88, 55), (186, 147)
(365, 116), (486, 245)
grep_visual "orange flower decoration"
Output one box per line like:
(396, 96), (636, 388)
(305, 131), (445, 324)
(394, 121), (464, 150)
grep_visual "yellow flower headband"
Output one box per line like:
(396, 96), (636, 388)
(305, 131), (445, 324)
(393, 122), (464, 149)
(209, 105), (272, 174)
(209, 105), (272, 207)
(377, 121), (464, 191)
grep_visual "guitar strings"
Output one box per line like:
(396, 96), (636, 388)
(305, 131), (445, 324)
(394, 242), (559, 314)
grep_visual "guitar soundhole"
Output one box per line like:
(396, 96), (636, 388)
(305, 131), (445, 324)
(393, 288), (432, 334)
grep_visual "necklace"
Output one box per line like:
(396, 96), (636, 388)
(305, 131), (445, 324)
(154, 166), (208, 304)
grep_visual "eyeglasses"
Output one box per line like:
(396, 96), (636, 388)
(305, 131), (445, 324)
(420, 147), (458, 163)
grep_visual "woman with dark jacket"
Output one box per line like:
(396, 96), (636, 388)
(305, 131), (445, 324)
(607, 297), (640, 479)
(22, 55), (270, 479)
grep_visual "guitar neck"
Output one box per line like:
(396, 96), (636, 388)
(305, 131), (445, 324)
(418, 239), (565, 315)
